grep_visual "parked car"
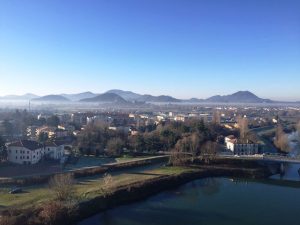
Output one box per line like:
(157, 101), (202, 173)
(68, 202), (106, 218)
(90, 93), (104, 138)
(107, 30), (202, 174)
(9, 187), (22, 194)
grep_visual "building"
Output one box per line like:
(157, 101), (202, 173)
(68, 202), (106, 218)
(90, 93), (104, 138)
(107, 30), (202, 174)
(7, 140), (65, 165)
(7, 140), (44, 165)
(225, 135), (259, 155)
(71, 113), (87, 125)
(26, 126), (39, 139)
(174, 114), (188, 122)
(36, 126), (69, 139)
(44, 141), (65, 160)
(36, 126), (56, 138)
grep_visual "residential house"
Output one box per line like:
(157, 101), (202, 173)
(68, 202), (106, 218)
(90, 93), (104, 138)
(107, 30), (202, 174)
(7, 140), (65, 165)
(7, 140), (44, 165)
(225, 135), (259, 155)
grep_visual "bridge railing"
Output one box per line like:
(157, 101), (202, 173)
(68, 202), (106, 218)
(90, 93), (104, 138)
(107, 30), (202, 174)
(262, 154), (300, 161)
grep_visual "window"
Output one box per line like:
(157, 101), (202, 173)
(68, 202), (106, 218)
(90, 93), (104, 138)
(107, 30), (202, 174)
(27, 151), (29, 154)
(16, 150), (18, 153)
(27, 156), (29, 159)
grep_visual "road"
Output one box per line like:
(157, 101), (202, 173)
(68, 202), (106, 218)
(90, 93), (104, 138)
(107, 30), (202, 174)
(218, 154), (300, 164)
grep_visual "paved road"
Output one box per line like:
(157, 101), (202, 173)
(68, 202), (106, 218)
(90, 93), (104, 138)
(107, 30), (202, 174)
(218, 154), (300, 164)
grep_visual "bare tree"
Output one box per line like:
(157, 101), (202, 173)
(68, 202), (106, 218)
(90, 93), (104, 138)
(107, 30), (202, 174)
(274, 124), (290, 153)
(106, 137), (125, 156)
(39, 201), (65, 225)
(212, 111), (221, 125)
(169, 138), (191, 166)
(237, 116), (248, 140)
(49, 173), (75, 201)
(190, 133), (200, 160)
(101, 173), (114, 197)
(200, 141), (219, 163)
(296, 120), (300, 139)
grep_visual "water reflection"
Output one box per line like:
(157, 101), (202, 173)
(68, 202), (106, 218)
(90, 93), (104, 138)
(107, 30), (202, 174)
(271, 163), (300, 181)
(78, 176), (300, 225)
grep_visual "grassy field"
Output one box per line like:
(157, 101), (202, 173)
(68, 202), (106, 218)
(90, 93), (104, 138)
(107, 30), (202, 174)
(252, 126), (278, 153)
(0, 166), (195, 210)
(0, 155), (153, 179)
(115, 155), (148, 163)
(63, 156), (114, 171)
(64, 155), (150, 170)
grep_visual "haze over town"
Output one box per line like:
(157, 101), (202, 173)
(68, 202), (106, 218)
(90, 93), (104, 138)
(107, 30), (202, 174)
(1, 1), (300, 225)
(1, 0), (300, 101)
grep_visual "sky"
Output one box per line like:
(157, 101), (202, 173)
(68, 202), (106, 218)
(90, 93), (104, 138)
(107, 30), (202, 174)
(0, 0), (300, 101)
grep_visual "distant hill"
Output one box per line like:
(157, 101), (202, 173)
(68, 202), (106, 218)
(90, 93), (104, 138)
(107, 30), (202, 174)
(0, 93), (39, 100)
(106, 89), (142, 101)
(32, 95), (70, 102)
(185, 98), (205, 103)
(205, 91), (273, 103)
(80, 93), (128, 103)
(106, 89), (181, 102)
(138, 94), (181, 102)
(61, 92), (97, 101)
(1, 90), (286, 104)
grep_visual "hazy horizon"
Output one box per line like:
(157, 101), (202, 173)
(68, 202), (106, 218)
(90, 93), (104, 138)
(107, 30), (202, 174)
(1, 0), (300, 101)
(0, 89), (299, 102)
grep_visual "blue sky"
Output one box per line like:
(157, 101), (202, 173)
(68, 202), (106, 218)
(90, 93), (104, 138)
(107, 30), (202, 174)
(0, 0), (299, 100)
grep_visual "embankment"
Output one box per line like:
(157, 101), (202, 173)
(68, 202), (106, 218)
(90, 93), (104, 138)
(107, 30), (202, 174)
(0, 156), (169, 186)
(0, 162), (273, 225)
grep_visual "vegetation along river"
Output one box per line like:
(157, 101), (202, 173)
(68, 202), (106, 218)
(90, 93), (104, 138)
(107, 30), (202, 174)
(79, 163), (300, 225)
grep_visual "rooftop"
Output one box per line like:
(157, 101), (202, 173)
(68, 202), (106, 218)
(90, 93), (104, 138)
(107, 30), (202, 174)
(8, 140), (43, 151)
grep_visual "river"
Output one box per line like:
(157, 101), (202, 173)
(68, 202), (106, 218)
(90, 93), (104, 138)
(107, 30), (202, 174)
(78, 163), (300, 225)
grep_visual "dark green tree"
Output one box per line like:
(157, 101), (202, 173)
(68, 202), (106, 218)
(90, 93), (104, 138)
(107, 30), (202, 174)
(47, 115), (60, 127)
(2, 119), (14, 137)
(0, 135), (7, 161)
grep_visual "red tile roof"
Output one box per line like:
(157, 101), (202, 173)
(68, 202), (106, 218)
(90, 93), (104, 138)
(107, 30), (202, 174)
(8, 140), (43, 151)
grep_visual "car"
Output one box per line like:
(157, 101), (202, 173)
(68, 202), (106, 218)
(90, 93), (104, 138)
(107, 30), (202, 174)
(9, 187), (22, 194)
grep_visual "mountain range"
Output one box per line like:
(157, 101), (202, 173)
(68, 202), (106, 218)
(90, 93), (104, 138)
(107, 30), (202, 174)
(32, 95), (70, 102)
(79, 93), (128, 104)
(205, 91), (273, 103)
(0, 93), (39, 100)
(0, 90), (288, 104)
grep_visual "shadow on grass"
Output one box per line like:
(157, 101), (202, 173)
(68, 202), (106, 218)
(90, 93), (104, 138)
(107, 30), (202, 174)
(126, 172), (162, 176)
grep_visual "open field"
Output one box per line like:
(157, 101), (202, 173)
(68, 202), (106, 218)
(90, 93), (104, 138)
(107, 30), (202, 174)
(63, 156), (115, 171)
(251, 125), (278, 153)
(0, 166), (194, 210)
(0, 156), (153, 179)
(0, 161), (63, 178)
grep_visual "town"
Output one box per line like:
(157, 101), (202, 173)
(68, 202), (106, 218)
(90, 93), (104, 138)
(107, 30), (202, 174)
(1, 0), (299, 224)
(1, 101), (299, 170)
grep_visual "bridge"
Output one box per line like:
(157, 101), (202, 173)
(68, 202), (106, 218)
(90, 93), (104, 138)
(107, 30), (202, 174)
(218, 154), (300, 164)
(162, 151), (300, 164)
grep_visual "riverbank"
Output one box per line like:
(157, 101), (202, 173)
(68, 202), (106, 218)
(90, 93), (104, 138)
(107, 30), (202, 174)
(0, 155), (169, 186)
(0, 161), (273, 225)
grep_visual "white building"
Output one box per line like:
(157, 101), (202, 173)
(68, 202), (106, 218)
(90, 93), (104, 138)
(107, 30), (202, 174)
(7, 140), (65, 165)
(174, 114), (188, 122)
(7, 140), (44, 165)
(225, 135), (259, 155)
(44, 141), (65, 160)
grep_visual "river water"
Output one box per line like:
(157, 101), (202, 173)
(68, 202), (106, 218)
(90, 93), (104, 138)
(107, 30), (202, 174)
(79, 164), (300, 225)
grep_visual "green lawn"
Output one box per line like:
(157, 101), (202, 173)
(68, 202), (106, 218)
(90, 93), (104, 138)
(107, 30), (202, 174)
(64, 155), (150, 171)
(64, 156), (115, 171)
(0, 166), (196, 210)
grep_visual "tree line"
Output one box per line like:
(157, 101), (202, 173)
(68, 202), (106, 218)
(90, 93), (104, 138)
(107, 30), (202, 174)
(75, 118), (234, 157)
